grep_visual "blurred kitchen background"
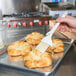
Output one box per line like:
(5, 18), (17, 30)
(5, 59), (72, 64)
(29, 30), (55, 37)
(0, 0), (76, 45)
(0, 0), (76, 17)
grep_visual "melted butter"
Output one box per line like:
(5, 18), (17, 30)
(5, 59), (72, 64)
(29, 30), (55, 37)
(31, 52), (40, 60)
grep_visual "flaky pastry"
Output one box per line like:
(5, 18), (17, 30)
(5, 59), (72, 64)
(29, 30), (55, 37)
(25, 32), (44, 45)
(7, 40), (32, 56)
(52, 38), (64, 53)
(46, 38), (64, 53)
(24, 50), (52, 68)
(53, 52), (64, 60)
(35, 65), (52, 72)
(46, 47), (52, 53)
(8, 55), (23, 61)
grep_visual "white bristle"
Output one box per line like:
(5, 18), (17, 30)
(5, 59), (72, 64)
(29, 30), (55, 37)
(36, 42), (49, 53)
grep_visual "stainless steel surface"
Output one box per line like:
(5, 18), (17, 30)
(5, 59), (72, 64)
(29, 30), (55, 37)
(6, 26), (46, 45)
(0, 10), (3, 20)
(49, 9), (76, 18)
(42, 2), (75, 8)
(0, 0), (41, 15)
(41, 1), (76, 16)
(0, 38), (74, 76)
(2, 16), (51, 45)
(56, 45), (76, 76)
(0, 24), (7, 50)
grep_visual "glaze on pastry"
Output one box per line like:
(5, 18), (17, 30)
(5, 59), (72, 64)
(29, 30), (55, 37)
(52, 38), (64, 53)
(25, 32), (44, 45)
(24, 50), (52, 68)
(7, 40), (32, 61)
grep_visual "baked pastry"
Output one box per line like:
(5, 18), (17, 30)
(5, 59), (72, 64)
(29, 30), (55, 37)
(24, 50), (52, 68)
(46, 47), (52, 53)
(46, 38), (64, 53)
(25, 32), (44, 45)
(7, 40), (32, 61)
(35, 65), (52, 72)
(52, 52), (64, 60)
(51, 38), (64, 53)
(8, 55), (23, 61)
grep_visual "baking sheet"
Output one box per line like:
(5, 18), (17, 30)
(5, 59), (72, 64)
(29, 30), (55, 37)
(0, 38), (74, 76)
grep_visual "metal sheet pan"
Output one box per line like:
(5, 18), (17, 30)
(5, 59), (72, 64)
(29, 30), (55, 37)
(0, 38), (74, 76)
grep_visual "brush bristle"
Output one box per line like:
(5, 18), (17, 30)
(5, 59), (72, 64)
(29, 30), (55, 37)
(35, 42), (49, 53)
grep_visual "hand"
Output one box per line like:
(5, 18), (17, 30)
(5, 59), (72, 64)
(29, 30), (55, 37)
(49, 16), (76, 32)
(56, 15), (76, 28)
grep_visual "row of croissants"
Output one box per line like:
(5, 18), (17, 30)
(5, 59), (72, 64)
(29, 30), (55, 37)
(7, 32), (64, 71)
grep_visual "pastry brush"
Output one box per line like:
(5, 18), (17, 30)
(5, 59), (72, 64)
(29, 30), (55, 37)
(35, 12), (68, 53)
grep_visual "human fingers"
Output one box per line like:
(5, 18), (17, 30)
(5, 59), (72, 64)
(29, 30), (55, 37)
(57, 24), (76, 32)
(56, 17), (69, 24)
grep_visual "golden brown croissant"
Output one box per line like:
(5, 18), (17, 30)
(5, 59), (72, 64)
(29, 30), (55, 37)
(46, 38), (64, 53)
(24, 50), (52, 68)
(8, 40), (32, 56)
(52, 38), (64, 53)
(53, 52), (64, 60)
(25, 32), (44, 45)
(7, 40), (32, 61)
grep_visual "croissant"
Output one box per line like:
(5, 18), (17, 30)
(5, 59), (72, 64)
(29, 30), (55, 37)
(7, 40), (32, 61)
(25, 32), (44, 45)
(24, 50), (52, 68)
